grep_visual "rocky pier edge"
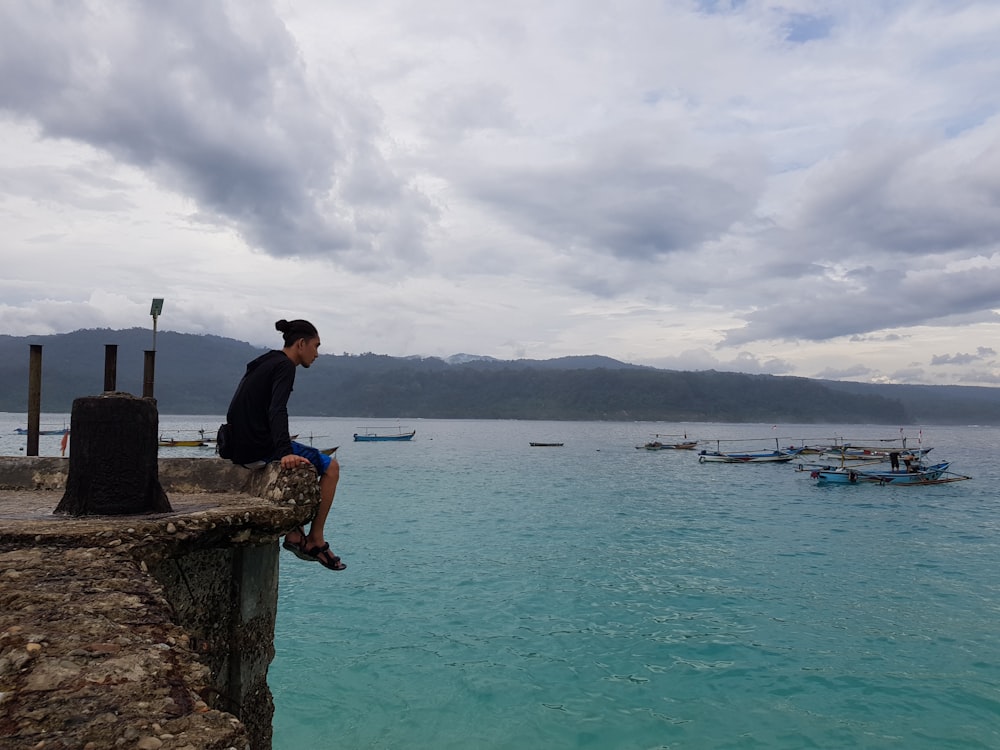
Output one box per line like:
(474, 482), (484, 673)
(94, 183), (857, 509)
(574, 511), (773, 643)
(0, 456), (321, 750)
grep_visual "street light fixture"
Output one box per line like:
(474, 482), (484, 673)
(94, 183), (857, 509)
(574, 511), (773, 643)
(150, 298), (164, 351)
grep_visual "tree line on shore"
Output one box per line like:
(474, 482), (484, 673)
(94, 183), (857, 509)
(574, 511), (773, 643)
(2, 328), (1000, 424)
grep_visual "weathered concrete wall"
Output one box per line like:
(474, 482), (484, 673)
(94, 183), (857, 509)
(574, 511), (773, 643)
(148, 542), (279, 748)
(0, 456), (320, 750)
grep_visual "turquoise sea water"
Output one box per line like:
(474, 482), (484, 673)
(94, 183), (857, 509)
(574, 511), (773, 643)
(269, 418), (1000, 750)
(4, 415), (999, 748)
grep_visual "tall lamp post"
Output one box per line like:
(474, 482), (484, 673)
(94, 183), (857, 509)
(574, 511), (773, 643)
(144, 298), (164, 398)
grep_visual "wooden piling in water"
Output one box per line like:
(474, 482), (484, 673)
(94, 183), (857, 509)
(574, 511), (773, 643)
(27, 344), (42, 456)
(142, 349), (156, 398)
(104, 344), (118, 392)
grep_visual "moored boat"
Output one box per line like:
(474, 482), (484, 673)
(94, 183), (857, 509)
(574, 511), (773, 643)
(811, 461), (962, 485)
(636, 434), (699, 450)
(353, 428), (416, 442)
(158, 438), (211, 448)
(158, 428), (230, 448)
(697, 436), (804, 464)
(816, 446), (933, 462)
(698, 449), (801, 464)
(814, 433), (933, 463)
(530, 442), (564, 447)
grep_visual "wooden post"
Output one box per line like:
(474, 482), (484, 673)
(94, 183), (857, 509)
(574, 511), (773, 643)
(104, 344), (118, 392)
(55, 393), (171, 515)
(143, 350), (156, 399)
(27, 345), (42, 457)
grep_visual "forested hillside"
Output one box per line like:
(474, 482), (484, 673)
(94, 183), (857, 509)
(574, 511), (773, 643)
(2, 328), (999, 423)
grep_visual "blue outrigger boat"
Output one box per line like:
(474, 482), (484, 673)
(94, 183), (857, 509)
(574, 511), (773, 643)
(353, 428), (416, 442)
(810, 461), (969, 485)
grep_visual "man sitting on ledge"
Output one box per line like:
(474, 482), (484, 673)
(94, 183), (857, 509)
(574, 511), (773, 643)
(221, 318), (346, 571)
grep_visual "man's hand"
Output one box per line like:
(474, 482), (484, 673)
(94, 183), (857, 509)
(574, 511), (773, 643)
(280, 454), (311, 470)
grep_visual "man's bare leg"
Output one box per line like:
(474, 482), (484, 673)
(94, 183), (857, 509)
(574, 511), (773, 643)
(305, 458), (339, 549)
(283, 459), (345, 568)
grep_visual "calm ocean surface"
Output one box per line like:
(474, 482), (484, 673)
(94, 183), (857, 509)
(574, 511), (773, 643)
(4, 414), (1000, 749)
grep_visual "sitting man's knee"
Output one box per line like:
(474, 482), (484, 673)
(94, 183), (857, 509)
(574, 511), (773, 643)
(326, 458), (340, 479)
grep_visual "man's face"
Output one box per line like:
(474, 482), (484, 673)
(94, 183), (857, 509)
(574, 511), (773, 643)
(298, 336), (321, 367)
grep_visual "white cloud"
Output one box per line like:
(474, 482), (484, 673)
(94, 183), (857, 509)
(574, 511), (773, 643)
(1, 0), (999, 387)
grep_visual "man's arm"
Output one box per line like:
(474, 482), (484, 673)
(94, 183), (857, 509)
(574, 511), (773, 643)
(267, 360), (296, 457)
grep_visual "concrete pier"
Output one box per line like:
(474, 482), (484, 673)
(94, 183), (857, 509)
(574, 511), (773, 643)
(0, 457), (321, 750)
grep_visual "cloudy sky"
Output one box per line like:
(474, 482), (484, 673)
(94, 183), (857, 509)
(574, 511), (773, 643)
(2, 1), (999, 386)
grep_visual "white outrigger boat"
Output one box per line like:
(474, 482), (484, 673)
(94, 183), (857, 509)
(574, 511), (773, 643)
(814, 433), (932, 463)
(697, 437), (803, 464)
(698, 449), (802, 463)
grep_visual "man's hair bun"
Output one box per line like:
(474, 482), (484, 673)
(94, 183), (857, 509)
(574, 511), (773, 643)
(275, 318), (318, 346)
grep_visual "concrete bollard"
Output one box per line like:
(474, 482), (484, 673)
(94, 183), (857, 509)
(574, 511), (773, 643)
(54, 392), (172, 515)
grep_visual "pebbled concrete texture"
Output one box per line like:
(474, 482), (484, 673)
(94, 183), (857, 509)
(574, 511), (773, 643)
(0, 457), (321, 750)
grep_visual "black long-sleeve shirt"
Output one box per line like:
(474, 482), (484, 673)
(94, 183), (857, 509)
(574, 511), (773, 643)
(225, 350), (296, 464)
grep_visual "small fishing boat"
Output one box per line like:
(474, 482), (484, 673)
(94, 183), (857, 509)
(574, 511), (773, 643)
(811, 461), (965, 485)
(814, 433), (933, 463)
(529, 442), (564, 447)
(15, 427), (69, 436)
(697, 436), (803, 464)
(636, 434), (699, 450)
(698, 449), (801, 464)
(159, 438), (211, 448)
(639, 440), (699, 451)
(816, 446), (933, 462)
(353, 428), (416, 442)
(159, 428), (231, 448)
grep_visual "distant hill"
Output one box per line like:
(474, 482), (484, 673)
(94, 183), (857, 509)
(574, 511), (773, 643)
(2, 328), (999, 423)
(819, 380), (1000, 426)
(0, 329), (264, 415)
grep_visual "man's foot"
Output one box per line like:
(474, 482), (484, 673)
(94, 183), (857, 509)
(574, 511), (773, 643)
(304, 542), (347, 571)
(281, 526), (317, 561)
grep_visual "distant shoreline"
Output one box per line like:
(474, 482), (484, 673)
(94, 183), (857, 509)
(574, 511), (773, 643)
(2, 329), (1000, 424)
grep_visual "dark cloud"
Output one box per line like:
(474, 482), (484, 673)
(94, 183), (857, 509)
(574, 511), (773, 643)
(465, 143), (763, 265)
(850, 332), (907, 342)
(793, 127), (1000, 261)
(0, 1), (434, 267)
(956, 369), (1000, 385)
(930, 346), (996, 365)
(722, 263), (1000, 344)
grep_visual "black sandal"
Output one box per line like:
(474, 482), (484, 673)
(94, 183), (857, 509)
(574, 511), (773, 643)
(282, 526), (316, 561)
(305, 542), (347, 571)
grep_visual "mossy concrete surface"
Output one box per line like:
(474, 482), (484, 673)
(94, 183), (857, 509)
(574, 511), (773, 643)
(0, 457), (321, 750)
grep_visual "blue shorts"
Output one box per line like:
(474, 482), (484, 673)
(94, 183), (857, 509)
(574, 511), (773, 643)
(289, 441), (332, 476)
(244, 441), (332, 475)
